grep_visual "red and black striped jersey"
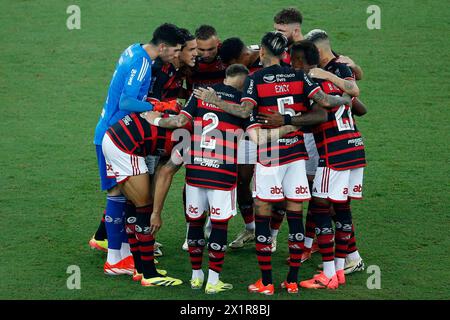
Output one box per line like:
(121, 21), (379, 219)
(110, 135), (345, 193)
(187, 55), (227, 90)
(312, 62), (365, 171)
(243, 64), (321, 166)
(148, 58), (183, 103)
(106, 113), (174, 158)
(181, 83), (249, 190)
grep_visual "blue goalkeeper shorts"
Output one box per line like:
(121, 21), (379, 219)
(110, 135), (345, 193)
(95, 144), (118, 191)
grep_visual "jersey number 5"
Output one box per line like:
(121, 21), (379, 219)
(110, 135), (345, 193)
(277, 96), (295, 116)
(200, 112), (219, 150)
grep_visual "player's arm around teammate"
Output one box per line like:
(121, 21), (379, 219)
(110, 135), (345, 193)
(308, 67), (360, 97)
(193, 87), (254, 119)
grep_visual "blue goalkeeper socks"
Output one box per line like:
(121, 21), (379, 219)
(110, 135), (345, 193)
(105, 195), (127, 252)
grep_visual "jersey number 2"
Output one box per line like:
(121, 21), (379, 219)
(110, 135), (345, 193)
(200, 112), (219, 150)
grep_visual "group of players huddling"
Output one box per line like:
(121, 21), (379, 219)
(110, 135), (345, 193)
(90, 7), (367, 295)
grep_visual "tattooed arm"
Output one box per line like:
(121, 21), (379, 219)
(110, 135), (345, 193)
(309, 68), (360, 97)
(257, 104), (327, 127)
(311, 90), (352, 109)
(193, 87), (253, 118)
(142, 111), (190, 128)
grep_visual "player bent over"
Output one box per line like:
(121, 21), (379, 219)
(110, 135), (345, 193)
(145, 64), (250, 293)
(102, 111), (183, 287)
(90, 23), (185, 271)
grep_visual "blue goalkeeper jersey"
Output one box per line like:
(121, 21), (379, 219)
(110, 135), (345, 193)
(94, 43), (154, 145)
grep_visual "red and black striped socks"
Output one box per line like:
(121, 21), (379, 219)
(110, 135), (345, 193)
(125, 201), (142, 274)
(207, 220), (229, 284)
(286, 210), (305, 283)
(311, 201), (335, 278)
(135, 205), (158, 278)
(187, 217), (207, 271)
(255, 214), (272, 285)
(333, 201), (353, 270)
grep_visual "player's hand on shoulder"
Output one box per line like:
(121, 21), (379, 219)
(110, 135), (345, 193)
(194, 87), (218, 104)
(336, 55), (356, 68)
(257, 109), (284, 127)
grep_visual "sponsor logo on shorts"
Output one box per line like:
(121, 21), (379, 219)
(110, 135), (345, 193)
(295, 186), (309, 195)
(210, 207), (221, 215)
(343, 188), (349, 195)
(270, 186), (283, 195)
(188, 205), (199, 214)
(353, 184), (362, 193)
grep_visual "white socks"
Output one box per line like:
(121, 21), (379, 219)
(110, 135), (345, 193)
(348, 250), (361, 261)
(207, 269), (219, 285)
(323, 261), (336, 278)
(107, 249), (122, 265)
(120, 242), (131, 259)
(335, 258), (345, 271)
(192, 269), (204, 281)
(245, 222), (255, 231)
(270, 228), (279, 238)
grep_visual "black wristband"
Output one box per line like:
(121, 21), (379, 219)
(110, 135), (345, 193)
(283, 114), (292, 125)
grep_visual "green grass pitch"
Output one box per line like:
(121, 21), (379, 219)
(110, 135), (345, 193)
(0, 0), (449, 300)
